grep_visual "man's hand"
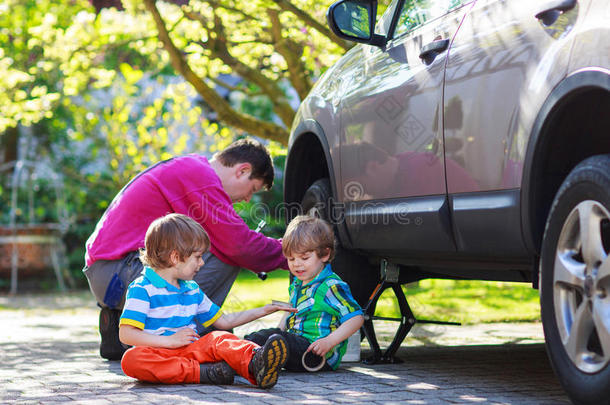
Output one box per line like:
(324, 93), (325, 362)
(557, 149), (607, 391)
(165, 328), (199, 348)
(307, 336), (336, 357)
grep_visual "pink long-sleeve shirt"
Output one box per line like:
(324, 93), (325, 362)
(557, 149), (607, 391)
(85, 155), (288, 272)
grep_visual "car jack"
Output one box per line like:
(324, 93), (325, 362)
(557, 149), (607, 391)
(361, 259), (460, 364)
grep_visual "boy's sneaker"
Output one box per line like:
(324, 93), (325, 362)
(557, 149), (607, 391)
(199, 361), (235, 385)
(248, 334), (288, 389)
(99, 307), (128, 360)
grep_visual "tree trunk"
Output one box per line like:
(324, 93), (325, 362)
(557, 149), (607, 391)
(2, 126), (19, 163)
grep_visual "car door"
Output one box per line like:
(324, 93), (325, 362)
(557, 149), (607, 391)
(338, 0), (472, 258)
(443, 0), (579, 257)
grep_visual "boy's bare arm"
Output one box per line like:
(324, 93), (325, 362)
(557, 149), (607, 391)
(213, 303), (296, 331)
(307, 315), (365, 357)
(119, 324), (199, 348)
(277, 312), (289, 331)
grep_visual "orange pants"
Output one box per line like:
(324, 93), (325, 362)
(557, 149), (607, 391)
(121, 331), (259, 384)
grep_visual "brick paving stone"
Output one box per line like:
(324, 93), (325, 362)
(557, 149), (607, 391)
(365, 384), (406, 393)
(36, 395), (81, 403)
(0, 292), (572, 404)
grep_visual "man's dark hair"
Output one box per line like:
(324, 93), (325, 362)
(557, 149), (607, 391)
(213, 138), (274, 190)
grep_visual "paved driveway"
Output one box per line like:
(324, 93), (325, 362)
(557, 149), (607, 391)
(0, 292), (570, 404)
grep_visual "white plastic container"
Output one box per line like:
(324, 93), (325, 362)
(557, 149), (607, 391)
(342, 329), (361, 362)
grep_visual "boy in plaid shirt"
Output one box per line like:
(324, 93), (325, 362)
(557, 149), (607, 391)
(245, 216), (364, 371)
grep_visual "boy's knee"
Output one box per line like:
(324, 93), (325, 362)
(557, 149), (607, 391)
(206, 330), (236, 342)
(120, 347), (138, 376)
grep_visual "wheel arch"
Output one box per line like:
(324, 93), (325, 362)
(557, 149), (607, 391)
(284, 119), (336, 220)
(521, 68), (610, 256)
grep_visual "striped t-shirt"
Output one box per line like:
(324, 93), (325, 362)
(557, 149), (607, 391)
(119, 267), (222, 336)
(286, 264), (363, 369)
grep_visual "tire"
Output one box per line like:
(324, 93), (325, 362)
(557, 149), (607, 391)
(540, 155), (610, 405)
(301, 178), (378, 307)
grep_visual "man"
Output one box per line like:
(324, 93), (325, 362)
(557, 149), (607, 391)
(83, 138), (288, 360)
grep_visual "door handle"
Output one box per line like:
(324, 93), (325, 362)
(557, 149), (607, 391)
(535, 0), (576, 25)
(419, 39), (450, 65)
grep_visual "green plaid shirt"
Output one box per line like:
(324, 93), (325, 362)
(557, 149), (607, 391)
(286, 264), (363, 369)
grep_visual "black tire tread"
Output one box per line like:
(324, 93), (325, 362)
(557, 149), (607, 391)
(540, 154), (610, 405)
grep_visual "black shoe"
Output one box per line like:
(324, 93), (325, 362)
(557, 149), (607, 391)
(99, 307), (128, 360)
(248, 334), (288, 389)
(199, 361), (235, 385)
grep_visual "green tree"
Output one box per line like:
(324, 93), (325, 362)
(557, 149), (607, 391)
(0, 0), (379, 284)
(0, 0), (85, 160)
(86, 0), (353, 145)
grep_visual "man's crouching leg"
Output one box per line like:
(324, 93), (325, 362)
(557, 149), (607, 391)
(84, 252), (142, 360)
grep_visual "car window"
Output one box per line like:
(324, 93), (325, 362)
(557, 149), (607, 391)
(393, 0), (465, 38)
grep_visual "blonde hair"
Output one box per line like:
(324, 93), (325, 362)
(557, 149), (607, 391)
(140, 213), (210, 269)
(282, 215), (335, 261)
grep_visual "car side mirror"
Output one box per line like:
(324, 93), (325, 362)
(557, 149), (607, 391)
(327, 0), (386, 47)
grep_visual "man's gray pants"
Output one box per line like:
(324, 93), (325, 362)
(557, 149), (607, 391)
(84, 251), (240, 329)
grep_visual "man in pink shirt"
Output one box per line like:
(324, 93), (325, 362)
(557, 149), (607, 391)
(84, 138), (288, 360)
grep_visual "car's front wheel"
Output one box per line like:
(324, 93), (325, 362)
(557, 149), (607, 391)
(540, 155), (610, 405)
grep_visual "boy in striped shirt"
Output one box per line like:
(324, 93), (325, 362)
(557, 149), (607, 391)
(119, 213), (293, 388)
(245, 216), (364, 371)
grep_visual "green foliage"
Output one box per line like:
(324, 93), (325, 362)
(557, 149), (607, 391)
(234, 153), (287, 239)
(230, 273), (541, 324)
(376, 279), (541, 324)
(0, 0), (84, 132)
(0, 0), (366, 285)
(0, 177), (62, 225)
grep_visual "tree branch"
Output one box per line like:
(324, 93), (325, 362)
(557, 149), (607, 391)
(183, 6), (295, 128)
(206, 75), (264, 97)
(205, 0), (258, 22)
(267, 9), (311, 101)
(227, 38), (274, 46)
(275, 0), (351, 50)
(142, 0), (288, 145)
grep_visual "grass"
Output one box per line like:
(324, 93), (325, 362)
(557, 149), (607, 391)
(223, 269), (292, 313)
(228, 271), (541, 325)
(0, 270), (541, 325)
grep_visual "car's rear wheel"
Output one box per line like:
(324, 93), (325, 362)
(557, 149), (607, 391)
(540, 155), (610, 405)
(301, 178), (378, 307)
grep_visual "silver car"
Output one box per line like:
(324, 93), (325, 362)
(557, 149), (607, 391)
(284, 0), (610, 403)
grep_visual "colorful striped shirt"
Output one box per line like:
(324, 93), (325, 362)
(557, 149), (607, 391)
(119, 267), (222, 336)
(286, 264), (363, 369)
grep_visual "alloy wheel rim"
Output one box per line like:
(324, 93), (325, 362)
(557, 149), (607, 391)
(554, 200), (610, 373)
